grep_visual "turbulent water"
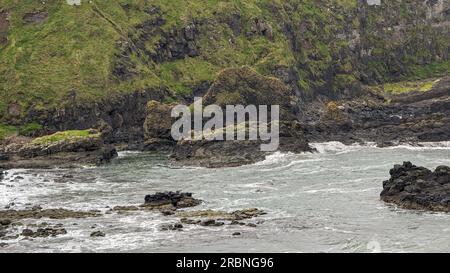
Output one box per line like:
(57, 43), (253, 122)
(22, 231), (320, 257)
(1, 142), (449, 253)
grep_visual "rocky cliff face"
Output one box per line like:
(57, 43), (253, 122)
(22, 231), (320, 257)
(0, 0), (449, 143)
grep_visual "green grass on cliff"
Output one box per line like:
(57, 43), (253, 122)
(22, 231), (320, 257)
(30, 129), (99, 145)
(0, 124), (17, 140)
(383, 79), (438, 94)
(0, 122), (42, 140)
(0, 0), (449, 124)
(0, 0), (297, 118)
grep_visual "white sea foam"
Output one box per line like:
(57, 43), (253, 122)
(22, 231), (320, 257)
(117, 151), (143, 158)
(310, 141), (377, 154)
(254, 152), (294, 166)
(310, 141), (450, 154)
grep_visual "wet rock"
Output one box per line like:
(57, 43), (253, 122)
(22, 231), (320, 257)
(0, 208), (100, 220)
(200, 219), (224, 227)
(21, 229), (34, 237)
(0, 169), (5, 181)
(180, 218), (201, 225)
(112, 206), (139, 212)
(0, 219), (11, 226)
(176, 208), (266, 221)
(1, 235), (18, 240)
(143, 191), (202, 210)
(21, 227), (67, 238)
(159, 223), (183, 231)
(381, 162), (450, 212)
(90, 231), (105, 237)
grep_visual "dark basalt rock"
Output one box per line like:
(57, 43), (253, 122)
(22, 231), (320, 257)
(143, 191), (202, 209)
(0, 132), (118, 169)
(159, 223), (183, 231)
(90, 231), (106, 237)
(170, 121), (312, 168)
(199, 219), (225, 227)
(303, 81), (450, 146)
(21, 227), (67, 238)
(381, 162), (450, 212)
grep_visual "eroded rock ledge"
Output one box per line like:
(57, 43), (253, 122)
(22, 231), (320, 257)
(381, 162), (450, 212)
(0, 129), (117, 169)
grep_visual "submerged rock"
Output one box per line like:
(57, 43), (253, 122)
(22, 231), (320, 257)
(143, 191), (202, 210)
(0, 208), (100, 220)
(90, 231), (106, 237)
(21, 227), (67, 238)
(176, 208), (265, 220)
(381, 162), (450, 212)
(159, 223), (183, 231)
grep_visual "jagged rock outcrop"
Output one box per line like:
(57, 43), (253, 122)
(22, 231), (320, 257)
(381, 162), (450, 212)
(203, 66), (299, 120)
(170, 121), (312, 168)
(304, 77), (450, 145)
(143, 191), (202, 210)
(143, 100), (177, 151)
(38, 88), (170, 145)
(168, 67), (312, 167)
(0, 1), (449, 158)
(0, 130), (117, 169)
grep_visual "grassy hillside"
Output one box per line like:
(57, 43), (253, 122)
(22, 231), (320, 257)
(0, 0), (449, 125)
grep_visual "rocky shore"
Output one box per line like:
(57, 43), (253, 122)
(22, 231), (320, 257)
(0, 129), (117, 169)
(0, 74), (448, 169)
(0, 191), (266, 246)
(303, 77), (450, 146)
(381, 162), (450, 212)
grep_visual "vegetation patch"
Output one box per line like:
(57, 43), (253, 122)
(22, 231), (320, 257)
(382, 79), (439, 94)
(0, 124), (17, 140)
(31, 129), (99, 145)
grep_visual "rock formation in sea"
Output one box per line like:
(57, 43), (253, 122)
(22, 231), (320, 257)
(381, 162), (450, 212)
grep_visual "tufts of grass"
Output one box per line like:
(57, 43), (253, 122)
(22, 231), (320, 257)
(31, 129), (99, 145)
(383, 79), (438, 94)
(0, 124), (18, 140)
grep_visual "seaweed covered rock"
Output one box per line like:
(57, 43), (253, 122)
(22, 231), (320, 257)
(0, 207), (101, 220)
(381, 162), (450, 212)
(143, 191), (202, 210)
